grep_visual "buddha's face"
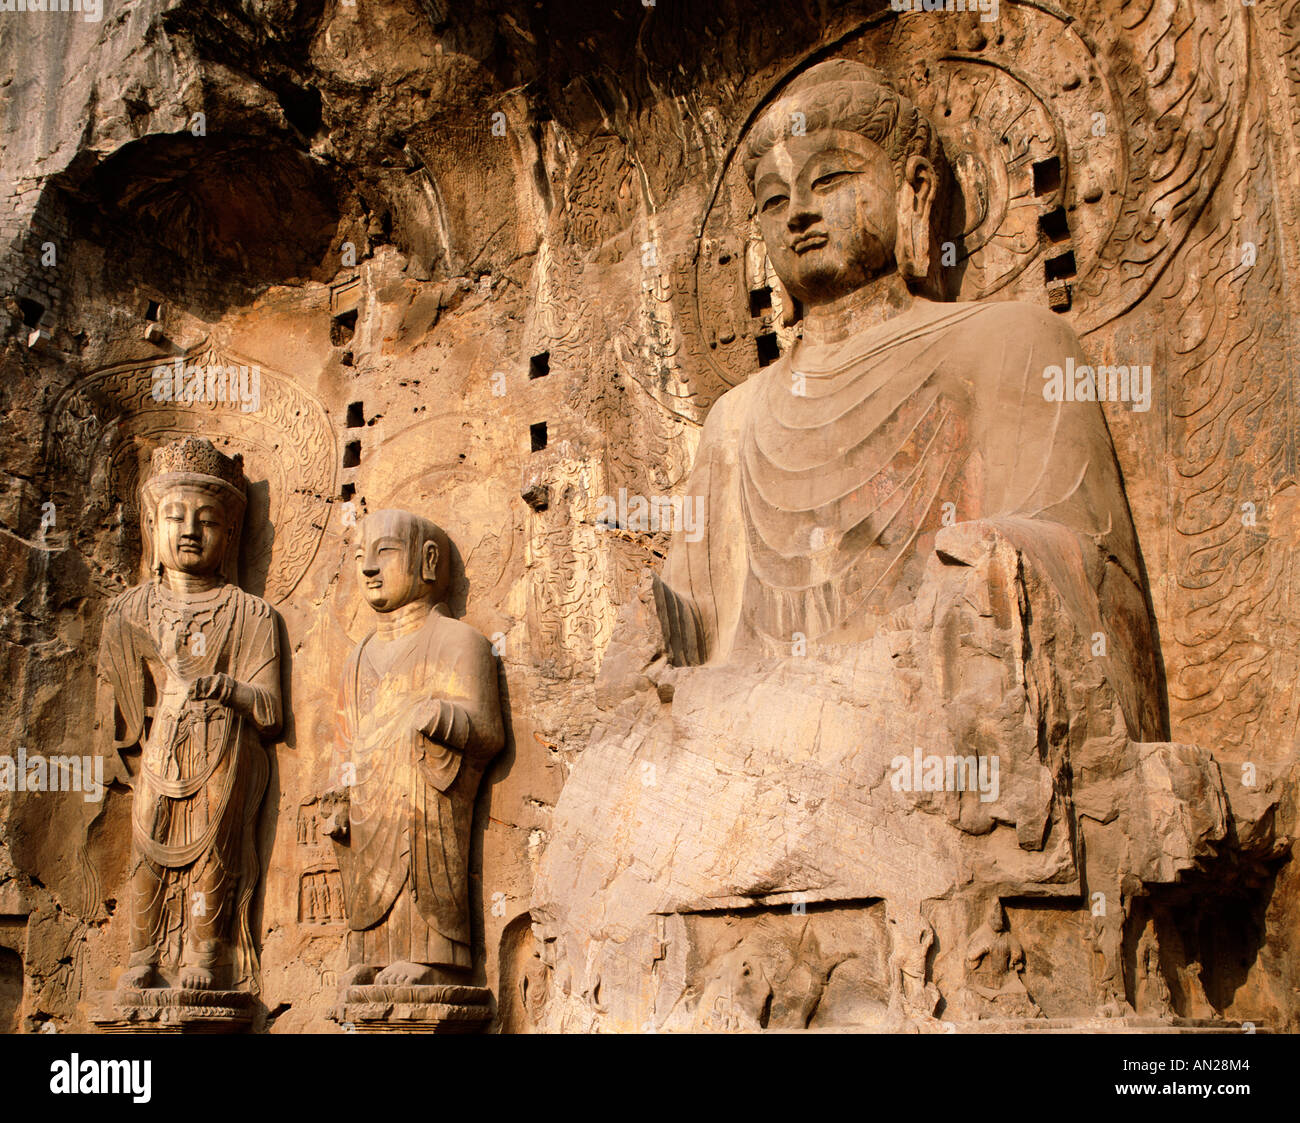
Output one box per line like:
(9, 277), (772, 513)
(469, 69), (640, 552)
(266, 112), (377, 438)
(155, 485), (233, 577)
(753, 128), (902, 307)
(357, 513), (438, 613)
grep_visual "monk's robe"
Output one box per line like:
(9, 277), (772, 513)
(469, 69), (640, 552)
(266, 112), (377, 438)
(333, 603), (504, 968)
(659, 299), (1161, 741)
(97, 579), (281, 980)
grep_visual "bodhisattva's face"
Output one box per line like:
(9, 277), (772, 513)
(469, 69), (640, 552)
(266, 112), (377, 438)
(357, 517), (436, 613)
(754, 128), (900, 307)
(156, 486), (232, 577)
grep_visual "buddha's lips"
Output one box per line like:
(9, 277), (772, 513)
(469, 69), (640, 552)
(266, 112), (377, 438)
(791, 232), (829, 253)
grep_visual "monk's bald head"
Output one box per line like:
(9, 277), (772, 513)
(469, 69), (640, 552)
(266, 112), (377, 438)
(357, 508), (450, 612)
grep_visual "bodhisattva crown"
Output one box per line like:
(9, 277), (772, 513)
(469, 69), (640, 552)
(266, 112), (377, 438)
(149, 436), (246, 496)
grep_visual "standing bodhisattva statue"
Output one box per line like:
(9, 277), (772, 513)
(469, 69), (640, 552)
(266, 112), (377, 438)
(97, 437), (282, 993)
(324, 509), (505, 988)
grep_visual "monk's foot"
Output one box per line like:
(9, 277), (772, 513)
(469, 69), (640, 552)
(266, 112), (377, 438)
(375, 960), (436, 986)
(119, 964), (156, 990)
(178, 965), (215, 990)
(340, 964), (377, 987)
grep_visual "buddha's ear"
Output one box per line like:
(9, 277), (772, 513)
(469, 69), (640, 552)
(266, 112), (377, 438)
(420, 539), (440, 585)
(896, 154), (937, 287)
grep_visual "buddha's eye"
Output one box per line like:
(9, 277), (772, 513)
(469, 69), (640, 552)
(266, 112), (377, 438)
(812, 170), (854, 193)
(760, 192), (788, 214)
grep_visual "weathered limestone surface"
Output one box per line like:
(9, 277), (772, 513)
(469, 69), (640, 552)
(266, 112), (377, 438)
(0, 0), (1296, 1032)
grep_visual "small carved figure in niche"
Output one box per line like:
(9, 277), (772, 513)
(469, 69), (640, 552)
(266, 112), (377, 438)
(96, 437), (282, 992)
(1136, 928), (1173, 1019)
(964, 902), (1041, 1019)
(887, 910), (940, 1021)
(692, 945), (773, 1032)
(323, 509), (505, 986)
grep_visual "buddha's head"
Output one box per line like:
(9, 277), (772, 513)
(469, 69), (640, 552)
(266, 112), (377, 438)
(356, 508), (450, 613)
(140, 437), (247, 583)
(744, 60), (951, 311)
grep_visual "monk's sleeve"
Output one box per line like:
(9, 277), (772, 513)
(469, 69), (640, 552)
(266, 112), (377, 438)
(421, 632), (504, 766)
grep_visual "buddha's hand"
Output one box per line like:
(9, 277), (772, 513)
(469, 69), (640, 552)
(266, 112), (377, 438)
(319, 787), (350, 841)
(189, 673), (256, 715)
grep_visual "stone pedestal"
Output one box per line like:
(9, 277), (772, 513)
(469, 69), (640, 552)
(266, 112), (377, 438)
(91, 989), (255, 1034)
(332, 984), (493, 1033)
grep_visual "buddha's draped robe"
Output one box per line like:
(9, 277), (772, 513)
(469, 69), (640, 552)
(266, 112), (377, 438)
(660, 299), (1160, 740)
(333, 604), (504, 968)
(97, 580), (281, 980)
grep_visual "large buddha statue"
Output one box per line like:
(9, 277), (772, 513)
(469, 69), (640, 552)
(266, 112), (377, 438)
(532, 60), (1225, 1031)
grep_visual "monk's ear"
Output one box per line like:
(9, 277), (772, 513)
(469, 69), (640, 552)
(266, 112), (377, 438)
(896, 154), (936, 286)
(421, 539), (440, 585)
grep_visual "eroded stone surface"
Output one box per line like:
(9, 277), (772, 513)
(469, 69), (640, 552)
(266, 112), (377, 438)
(0, 0), (1296, 1033)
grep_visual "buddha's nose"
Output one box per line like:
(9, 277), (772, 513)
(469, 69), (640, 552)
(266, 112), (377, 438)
(787, 193), (818, 232)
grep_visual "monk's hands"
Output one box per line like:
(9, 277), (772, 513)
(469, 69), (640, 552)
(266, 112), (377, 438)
(411, 697), (443, 741)
(189, 673), (256, 715)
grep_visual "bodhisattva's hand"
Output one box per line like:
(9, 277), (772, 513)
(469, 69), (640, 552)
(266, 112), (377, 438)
(319, 787), (350, 841)
(189, 673), (255, 715)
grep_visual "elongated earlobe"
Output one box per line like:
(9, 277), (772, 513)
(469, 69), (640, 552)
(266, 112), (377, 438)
(896, 155), (935, 289)
(421, 541), (440, 584)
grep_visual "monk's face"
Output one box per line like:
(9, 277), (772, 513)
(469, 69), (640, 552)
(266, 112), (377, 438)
(156, 485), (233, 577)
(753, 128), (900, 306)
(357, 514), (434, 612)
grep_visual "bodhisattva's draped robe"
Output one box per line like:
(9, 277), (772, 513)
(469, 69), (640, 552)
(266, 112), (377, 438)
(659, 298), (1160, 741)
(97, 580), (281, 980)
(333, 604), (504, 968)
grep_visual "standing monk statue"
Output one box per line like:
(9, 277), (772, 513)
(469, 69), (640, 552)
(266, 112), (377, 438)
(97, 436), (282, 993)
(324, 509), (505, 988)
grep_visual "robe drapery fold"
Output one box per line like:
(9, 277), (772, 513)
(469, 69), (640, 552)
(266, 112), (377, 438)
(661, 299), (1159, 740)
(332, 604), (504, 965)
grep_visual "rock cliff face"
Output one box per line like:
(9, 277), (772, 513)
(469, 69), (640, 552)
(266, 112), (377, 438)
(0, 0), (1297, 1032)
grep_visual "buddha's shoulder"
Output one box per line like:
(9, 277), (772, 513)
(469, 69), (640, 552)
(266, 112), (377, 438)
(932, 299), (1079, 348)
(705, 374), (763, 430)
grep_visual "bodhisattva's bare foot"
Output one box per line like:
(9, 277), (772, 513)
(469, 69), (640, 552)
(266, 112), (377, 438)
(375, 960), (435, 986)
(178, 965), (215, 990)
(340, 964), (377, 987)
(119, 964), (156, 989)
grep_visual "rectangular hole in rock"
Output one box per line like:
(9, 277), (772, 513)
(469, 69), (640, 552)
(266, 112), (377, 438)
(340, 482), (355, 502)
(331, 309), (358, 347)
(1038, 207), (1070, 244)
(530, 421), (548, 452)
(749, 287), (773, 318)
(345, 401), (365, 428)
(145, 300), (161, 321)
(529, 352), (550, 379)
(1045, 250), (1078, 282)
(343, 440), (361, 468)
(756, 332), (780, 367)
(1032, 157), (1062, 196)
